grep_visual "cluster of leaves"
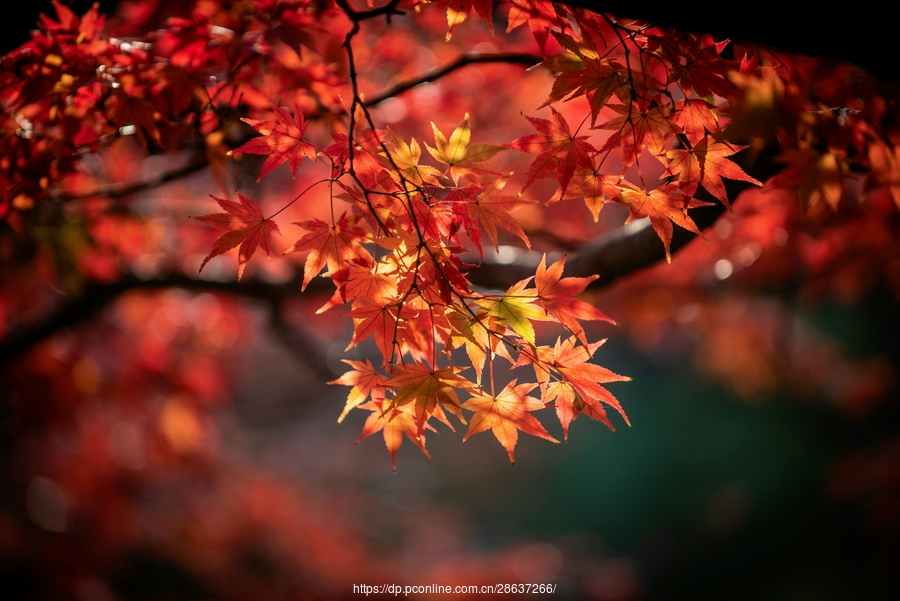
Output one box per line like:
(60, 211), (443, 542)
(0, 0), (344, 225)
(204, 102), (631, 466)
(187, 1), (769, 465)
(4, 0), (900, 467)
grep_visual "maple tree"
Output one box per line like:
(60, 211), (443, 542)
(3, 0), (900, 597)
(2, 0), (900, 468)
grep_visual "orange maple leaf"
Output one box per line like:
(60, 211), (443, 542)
(547, 167), (620, 220)
(384, 364), (473, 433)
(461, 380), (558, 463)
(284, 212), (371, 290)
(357, 400), (433, 471)
(192, 193), (281, 280)
(534, 254), (616, 346)
(330, 359), (386, 423)
(345, 298), (414, 366)
(549, 336), (630, 427)
(615, 181), (712, 262)
(231, 104), (318, 181)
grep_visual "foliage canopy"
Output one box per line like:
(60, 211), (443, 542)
(3, 0), (900, 470)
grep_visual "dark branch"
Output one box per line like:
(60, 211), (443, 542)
(365, 52), (542, 107)
(0, 270), (328, 367)
(336, 0), (404, 22)
(52, 151), (210, 202)
(468, 144), (785, 289)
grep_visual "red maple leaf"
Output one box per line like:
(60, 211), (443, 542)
(667, 36), (735, 99)
(192, 193), (281, 280)
(672, 99), (719, 145)
(506, 0), (566, 52)
(445, 175), (533, 257)
(231, 104), (318, 181)
(665, 136), (762, 209)
(599, 104), (673, 168)
(540, 53), (627, 126)
(508, 107), (596, 196)
(461, 380), (558, 464)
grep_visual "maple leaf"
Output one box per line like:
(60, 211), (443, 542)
(506, 0), (566, 52)
(544, 380), (617, 440)
(665, 136), (762, 209)
(774, 148), (845, 211)
(672, 99), (719, 145)
(462, 380), (558, 463)
(330, 359), (386, 423)
(318, 257), (398, 314)
(231, 104), (318, 181)
(549, 336), (630, 427)
(444, 0), (494, 39)
(547, 168), (621, 220)
(40, 0), (81, 32)
(534, 254), (616, 346)
(284, 212), (371, 290)
(446, 306), (504, 385)
(508, 107), (596, 196)
(324, 129), (394, 192)
(357, 400), (432, 471)
(667, 36), (735, 99)
(104, 89), (162, 149)
(384, 364), (473, 433)
(192, 193), (281, 280)
(386, 129), (442, 186)
(599, 104), (673, 169)
(615, 181), (712, 262)
(474, 278), (546, 345)
(864, 142), (900, 210)
(445, 175), (533, 257)
(426, 113), (506, 184)
(345, 297), (414, 366)
(539, 52), (627, 126)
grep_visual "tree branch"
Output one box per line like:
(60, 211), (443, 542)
(52, 151), (210, 202)
(469, 144), (784, 290)
(0, 270), (327, 367)
(365, 52), (542, 107)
